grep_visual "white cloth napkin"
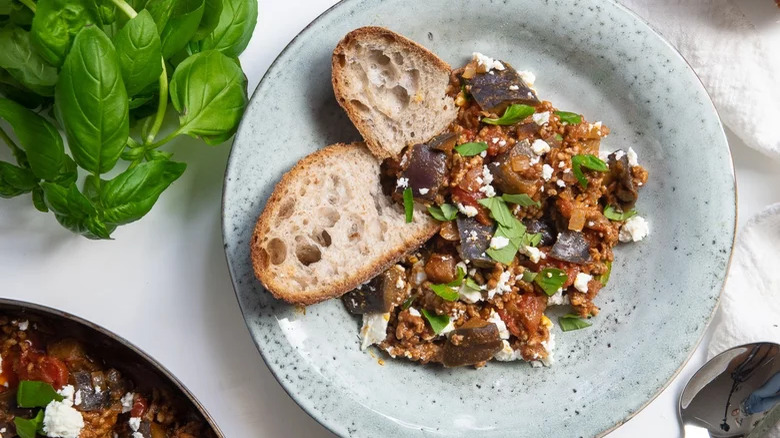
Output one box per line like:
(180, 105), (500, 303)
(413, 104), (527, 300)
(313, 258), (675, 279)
(620, 0), (780, 159)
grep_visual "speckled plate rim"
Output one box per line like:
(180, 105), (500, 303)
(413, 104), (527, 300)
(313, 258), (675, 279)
(221, 0), (738, 436)
(0, 298), (226, 437)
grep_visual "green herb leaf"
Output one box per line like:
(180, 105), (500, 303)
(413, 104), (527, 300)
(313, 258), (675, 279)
(477, 197), (515, 227)
(571, 154), (608, 188)
(41, 182), (113, 239)
(555, 110), (582, 125)
(598, 261), (612, 286)
(501, 193), (540, 208)
(534, 268), (567, 296)
(421, 309), (450, 335)
(114, 10), (163, 97)
(145, 0), (178, 30)
(603, 205), (637, 221)
(403, 186), (413, 223)
(0, 161), (38, 198)
(0, 98), (65, 181)
(430, 283), (459, 301)
(559, 314), (592, 332)
(197, 0), (258, 58)
(55, 26), (129, 174)
(401, 296), (415, 310)
(427, 203), (458, 221)
(482, 104), (535, 125)
(454, 142), (488, 157)
(169, 50), (248, 144)
(31, 0), (101, 66)
(13, 410), (44, 438)
(524, 232), (542, 247)
(521, 270), (537, 282)
(485, 224), (520, 265)
(160, 0), (206, 59)
(32, 187), (49, 213)
(447, 266), (466, 287)
(464, 277), (481, 292)
(0, 26), (58, 96)
(193, 0), (224, 40)
(554, 133), (563, 141)
(17, 380), (63, 408)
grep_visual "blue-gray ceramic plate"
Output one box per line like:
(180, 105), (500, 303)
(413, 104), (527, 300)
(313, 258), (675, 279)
(222, 0), (736, 436)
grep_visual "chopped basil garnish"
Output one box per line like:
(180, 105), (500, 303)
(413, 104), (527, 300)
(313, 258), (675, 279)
(17, 380), (63, 408)
(554, 133), (563, 141)
(555, 110), (582, 125)
(571, 154), (608, 188)
(403, 187), (414, 223)
(14, 410), (44, 438)
(501, 193), (540, 208)
(402, 295), (415, 310)
(430, 267), (465, 301)
(559, 314), (592, 332)
(485, 226), (519, 265)
(460, 83), (471, 100)
(603, 205), (637, 221)
(521, 270), (537, 282)
(534, 268), (568, 296)
(477, 197), (515, 228)
(464, 277), (481, 291)
(428, 203), (458, 221)
(480, 197), (536, 264)
(598, 261), (612, 286)
(421, 309), (450, 334)
(525, 232), (543, 247)
(454, 142), (488, 156)
(482, 104), (536, 125)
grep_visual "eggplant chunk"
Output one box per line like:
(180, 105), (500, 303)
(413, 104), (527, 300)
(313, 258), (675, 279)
(116, 419), (152, 438)
(468, 63), (540, 113)
(72, 370), (110, 411)
(342, 265), (406, 314)
(443, 321), (503, 367)
(524, 219), (556, 247)
(488, 139), (537, 196)
(549, 231), (592, 264)
(395, 142), (447, 202)
(427, 132), (457, 153)
(607, 150), (638, 210)
(456, 217), (495, 268)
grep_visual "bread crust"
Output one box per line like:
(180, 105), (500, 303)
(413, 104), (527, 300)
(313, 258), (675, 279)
(250, 143), (439, 305)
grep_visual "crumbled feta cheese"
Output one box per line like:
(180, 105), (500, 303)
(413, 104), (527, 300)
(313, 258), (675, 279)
(492, 137), (499, 144)
(395, 275), (405, 289)
(481, 165), (493, 185)
(532, 111), (550, 126)
(494, 340), (520, 361)
(574, 273), (592, 293)
(17, 320), (28, 331)
(458, 283), (484, 303)
(487, 310), (510, 340)
(408, 307), (421, 317)
(467, 230), (479, 242)
(498, 139), (507, 147)
(547, 289), (569, 305)
(73, 390), (82, 407)
(418, 187), (429, 195)
(479, 150), (487, 158)
(128, 417), (141, 432)
(614, 150), (625, 161)
(43, 399), (84, 438)
(556, 180), (566, 188)
(487, 271), (513, 299)
(440, 318), (456, 336)
(531, 139), (550, 155)
(457, 203), (478, 217)
(132, 433), (143, 438)
(360, 313), (390, 350)
(530, 156), (540, 165)
(593, 121), (602, 130)
(540, 333), (556, 366)
(396, 177), (409, 189)
(541, 164), (554, 181)
(558, 161), (565, 168)
(471, 52), (505, 71)
(508, 85), (519, 91)
(57, 385), (75, 403)
(479, 184), (496, 198)
(619, 215), (649, 242)
(518, 70), (536, 88)
(627, 147), (639, 166)
(490, 235), (510, 250)
(478, 165), (496, 197)
(521, 246), (543, 263)
(93, 385), (102, 394)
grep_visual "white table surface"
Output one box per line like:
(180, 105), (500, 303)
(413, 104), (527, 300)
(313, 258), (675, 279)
(2, 1), (779, 437)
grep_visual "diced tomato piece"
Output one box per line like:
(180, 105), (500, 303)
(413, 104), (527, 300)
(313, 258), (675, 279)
(15, 349), (69, 389)
(500, 293), (546, 338)
(451, 187), (491, 225)
(131, 394), (148, 417)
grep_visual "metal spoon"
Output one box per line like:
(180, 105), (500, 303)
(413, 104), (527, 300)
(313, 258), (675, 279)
(679, 342), (779, 437)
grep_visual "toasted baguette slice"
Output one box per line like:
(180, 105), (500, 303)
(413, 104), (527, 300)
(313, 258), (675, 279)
(332, 26), (457, 160)
(251, 143), (439, 305)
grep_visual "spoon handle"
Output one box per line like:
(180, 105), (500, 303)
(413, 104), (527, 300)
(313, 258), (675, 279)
(683, 424), (712, 438)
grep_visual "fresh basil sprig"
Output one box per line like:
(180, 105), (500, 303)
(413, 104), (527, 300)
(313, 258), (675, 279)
(428, 203), (458, 221)
(0, 0), (257, 239)
(421, 309), (450, 335)
(430, 267), (466, 301)
(597, 261), (612, 286)
(559, 314), (592, 332)
(501, 193), (540, 208)
(534, 268), (568, 296)
(603, 205), (637, 221)
(16, 380), (63, 408)
(571, 154), (608, 188)
(555, 110), (582, 125)
(454, 142), (488, 156)
(482, 104), (535, 125)
(13, 410), (43, 438)
(403, 187), (414, 223)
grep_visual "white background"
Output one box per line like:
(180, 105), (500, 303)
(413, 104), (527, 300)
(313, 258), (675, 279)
(2, 1), (779, 437)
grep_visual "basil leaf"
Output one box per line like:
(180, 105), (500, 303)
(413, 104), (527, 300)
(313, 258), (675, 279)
(17, 380), (64, 408)
(501, 193), (540, 208)
(9, 1), (34, 27)
(32, 187), (49, 213)
(0, 26), (58, 96)
(13, 410), (44, 438)
(0, 70), (48, 110)
(430, 283), (459, 301)
(555, 110), (582, 125)
(114, 10), (163, 97)
(482, 104), (535, 125)
(160, 0), (206, 59)
(454, 142), (488, 156)
(477, 197), (515, 227)
(598, 261), (612, 286)
(193, 0), (224, 41)
(464, 277), (481, 291)
(603, 205), (637, 221)
(41, 182), (113, 239)
(169, 50), (248, 144)
(30, 0), (100, 66)
(559, 314), (592, 332)
(421, 309), (450, 335)
(145, 0), (177, 31)
(55, 26), (129, 174)
(0, 161), (38, 198)
(521, 270), (537, 282)
(197, 0), (257, 58)
(401, 296), (415, 310)
(525, 232), (542, 247)
(571, 154), (608, 188)
(428, 203), (457, 221)
(554, 133), (563, 141)
(100, 159), (186, 225)
(0, 99), (65, 181)
(486, 224), (521, 265)
(534, 268), (567, 296)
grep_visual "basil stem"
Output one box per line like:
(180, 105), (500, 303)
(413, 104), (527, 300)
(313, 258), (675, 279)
(145, 59), (169, 146)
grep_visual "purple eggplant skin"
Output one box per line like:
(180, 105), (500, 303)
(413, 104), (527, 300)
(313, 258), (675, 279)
(549, 231), (592, 264)
(72, 370), (111, 411)
(468, 62), (540, 114)
(342, 266), (406, 314)
(116, 419), (152, 438)
(487, 139), (537, 195)
(607, 150), (638, 210)
(443, 322), (503, 367)
(427, 132), (457, 153)
(524, 219), (556, 247)
(395, 142), (448, 202)
(456, 217), (495, 268)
